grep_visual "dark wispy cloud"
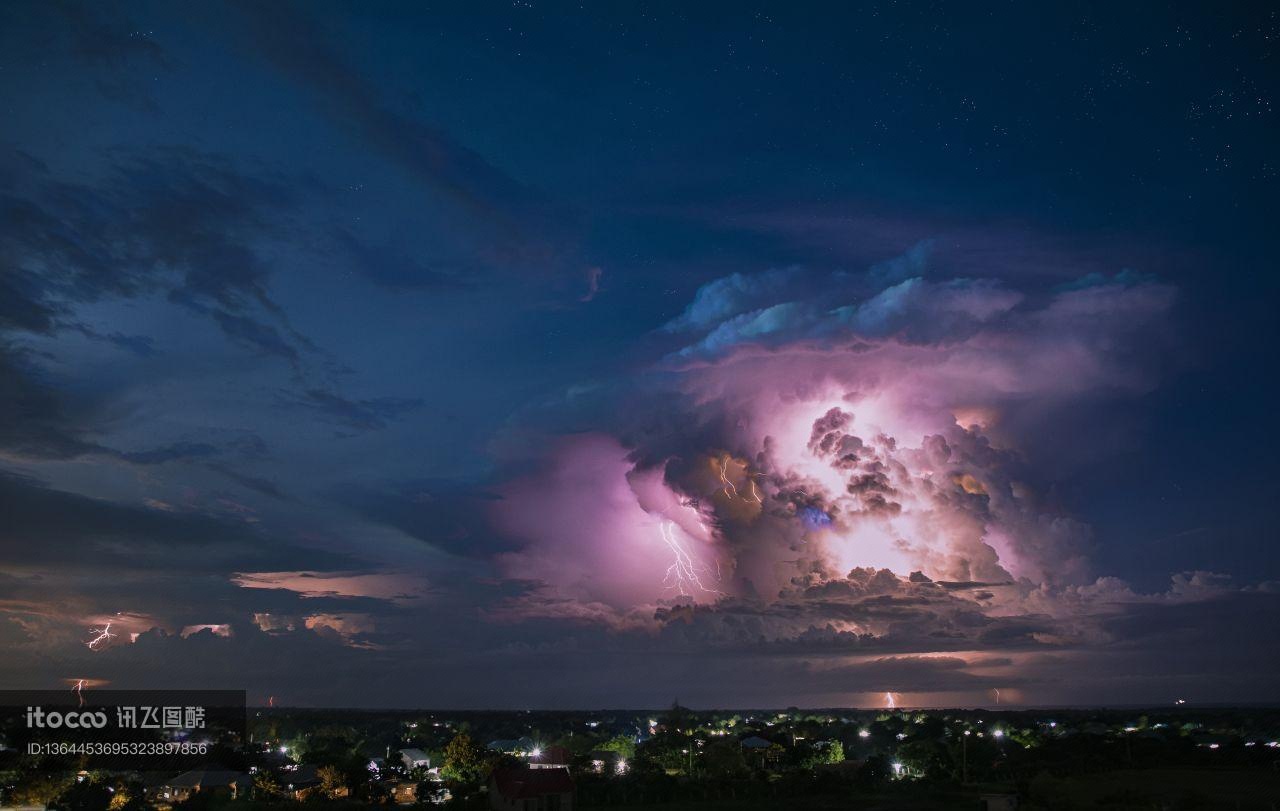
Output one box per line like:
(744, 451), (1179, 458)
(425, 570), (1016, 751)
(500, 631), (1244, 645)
(283, 388), (424, 433)
(0, 344), (105, 459)
(53, 0), (173, 111)
(334, 479), (513, 558)
(228, 1), (583, 279)
(1, 147), (307, 360)
(0, 470), (350, 575)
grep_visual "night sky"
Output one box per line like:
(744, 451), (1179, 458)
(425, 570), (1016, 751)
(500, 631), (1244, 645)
(1, 1), (1278, 708)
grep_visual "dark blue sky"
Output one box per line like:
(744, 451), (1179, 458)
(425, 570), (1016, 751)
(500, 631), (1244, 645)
(1, 1), (1277, 707)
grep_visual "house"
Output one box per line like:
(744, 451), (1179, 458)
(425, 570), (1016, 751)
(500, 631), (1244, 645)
(146, 768), (251, 805)
(586, 750), (622, 774)
(740, 736), (780, 767)
(381, 779), (420, 805)
(488, 736), (537, 755)
(529, 745), (572, 769)
(490, 766), (574, 811)
(282, 764), (323, 800)
(402, 748), (432, 770)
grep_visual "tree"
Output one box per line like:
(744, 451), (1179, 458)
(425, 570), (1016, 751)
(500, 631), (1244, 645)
(597, 735), (636, 761)
(441, 732), (485, 785)
(317, 765), (346, 798)
(897, 739), (950, 779)
(817, 741), (845, 766)
(856, 754), (891, 788)
(106, 782), (148, 811)
(253, 772), (282, 801)
(48, 778), (112, 811)
(702, 740), (748, 777)
(663, 701), (692, 734)
(4, 772), (75, 808)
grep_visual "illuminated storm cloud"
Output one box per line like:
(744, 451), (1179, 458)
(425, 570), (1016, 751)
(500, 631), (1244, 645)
(491, 268), (1177, 620)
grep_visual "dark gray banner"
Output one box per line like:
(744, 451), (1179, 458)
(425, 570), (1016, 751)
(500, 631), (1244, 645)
(0, 689), (246, 772)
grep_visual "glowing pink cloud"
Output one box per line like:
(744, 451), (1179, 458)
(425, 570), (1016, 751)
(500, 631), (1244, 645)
(231, 570), (429, 603)
(180, 623), (233, 638)
(488, 270), (1177, 621)
(493, 434), (724, 610)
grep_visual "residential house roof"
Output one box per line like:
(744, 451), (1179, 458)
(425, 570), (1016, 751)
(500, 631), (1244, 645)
(492, 766), (574, 800)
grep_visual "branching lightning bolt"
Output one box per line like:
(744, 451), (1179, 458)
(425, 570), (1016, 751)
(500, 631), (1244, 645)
(718, 456), (763, 504)
(660, 521), (722, 598)
(86, 621), (117, 651)
(884, 691), (897, 709)
(716, 458), (740, 500)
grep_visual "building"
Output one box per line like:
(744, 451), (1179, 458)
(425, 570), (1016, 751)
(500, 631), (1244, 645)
(281, 764), (323, 800)
(490, 766), (574, 811)
(381, 779), (419, 805)
(740, 735), (780, 767)
(146, 768), (251, 805)
(401, 748), (431, 770)
(488, 736), (538, 755)
(529, 745), (572, 769)
(586, 749), (623, 774)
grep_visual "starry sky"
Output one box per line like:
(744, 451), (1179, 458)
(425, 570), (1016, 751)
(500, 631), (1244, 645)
(1, 1), (1278, 708)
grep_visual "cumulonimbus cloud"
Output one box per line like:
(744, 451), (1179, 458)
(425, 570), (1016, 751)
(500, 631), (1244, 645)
(483, 249), (1208, 656)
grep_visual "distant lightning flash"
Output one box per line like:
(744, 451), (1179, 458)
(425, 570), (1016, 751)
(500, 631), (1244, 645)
(73, 679), (85, 707)
(86, 621), (117, 651)
(884, 692), (897, 709)
(659, 521), (722, 598)
(993, 688), (1001, 705)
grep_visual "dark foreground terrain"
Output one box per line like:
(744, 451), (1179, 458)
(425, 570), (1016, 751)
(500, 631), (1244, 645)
(4, 705), (1279, 810)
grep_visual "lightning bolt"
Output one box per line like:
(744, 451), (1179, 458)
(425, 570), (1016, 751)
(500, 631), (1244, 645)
(884, 691), (897, 709)
(86, 621), (117, 651)
(716, 458), (740, 500)
(993, 688), (1001, 705)
(717, 456), (764, 504)
(659, 521), (722, 598)
(73, 679), (85, 707)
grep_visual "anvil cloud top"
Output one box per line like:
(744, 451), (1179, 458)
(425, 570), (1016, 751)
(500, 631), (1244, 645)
(1, 1), (1277, 708)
